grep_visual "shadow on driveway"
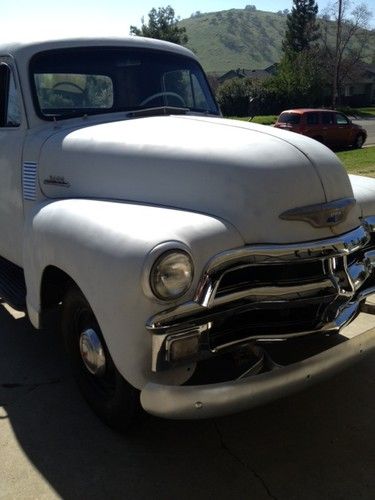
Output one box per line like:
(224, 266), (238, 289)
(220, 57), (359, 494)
(1, 305), (374, 500)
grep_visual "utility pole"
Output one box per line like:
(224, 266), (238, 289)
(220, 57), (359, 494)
(332, 0), (343, 109)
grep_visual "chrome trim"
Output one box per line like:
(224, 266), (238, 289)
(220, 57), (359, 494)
(79, 328), (106, 376)
(213, 279), (336, 304)
(195, 224), (370, 308)
(141, 325), (375, 420)
(365, 216), (375, 232)
(147, 221), (375, 372)
(152, 323), (212, 371)
(141, 241), (194, 302)
(150, 290), (375, 371)
(148, 224), (373, 330)
(279, 198), (356, 228)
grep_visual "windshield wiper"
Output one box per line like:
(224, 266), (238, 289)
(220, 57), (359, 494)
(125, 106), (190, 118)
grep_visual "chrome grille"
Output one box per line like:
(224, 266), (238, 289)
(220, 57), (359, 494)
(148, 221), (375, 371)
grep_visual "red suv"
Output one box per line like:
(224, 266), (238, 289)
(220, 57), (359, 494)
(274, 109), (367, 149)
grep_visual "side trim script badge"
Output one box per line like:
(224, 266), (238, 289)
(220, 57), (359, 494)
(43, 175), (70, 188)
(280, 198), (356, 228)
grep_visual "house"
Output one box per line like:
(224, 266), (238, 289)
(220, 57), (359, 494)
(218, 64), (277, 84)
(342, 63), (375, 106)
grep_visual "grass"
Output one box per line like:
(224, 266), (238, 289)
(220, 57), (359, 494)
(337, 107), (375, 119)
(231, 115), (278, 125)
(336, 146), (375, 177)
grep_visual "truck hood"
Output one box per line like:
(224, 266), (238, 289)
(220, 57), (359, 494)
(38, 115), (361, 244)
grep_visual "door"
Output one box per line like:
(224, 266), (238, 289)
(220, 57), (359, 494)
(334, 113), (352, 147)
(0, 59), (26, 265)
(320, 111), (337, 147)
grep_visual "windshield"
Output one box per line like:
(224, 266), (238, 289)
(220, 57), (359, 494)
(30, 47), (219, 120)
(278, 113), (301, 125)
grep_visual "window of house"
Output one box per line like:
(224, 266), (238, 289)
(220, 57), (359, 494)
(0, 63), (21, 127)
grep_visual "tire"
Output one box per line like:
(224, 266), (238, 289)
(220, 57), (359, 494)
(62, 287), (140, 432)
(353, 134), (364, 149)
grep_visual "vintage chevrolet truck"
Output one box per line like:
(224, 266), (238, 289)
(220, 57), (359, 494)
(0, 36), (374, 431)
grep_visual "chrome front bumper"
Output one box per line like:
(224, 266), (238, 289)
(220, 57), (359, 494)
(141, 321), (375, 419)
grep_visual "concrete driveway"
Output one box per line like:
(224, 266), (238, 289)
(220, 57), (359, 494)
(1, 301), (374, 500)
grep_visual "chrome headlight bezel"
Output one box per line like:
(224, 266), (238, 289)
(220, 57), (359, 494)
(142, 242), (194, 302)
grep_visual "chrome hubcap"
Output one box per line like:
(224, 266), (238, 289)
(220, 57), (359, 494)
(79, 328), (106, 376)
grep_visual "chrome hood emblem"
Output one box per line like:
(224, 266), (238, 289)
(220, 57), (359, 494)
(280, 198), (356, 228)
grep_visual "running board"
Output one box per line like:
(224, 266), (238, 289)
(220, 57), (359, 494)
(0, 256), (26, 311)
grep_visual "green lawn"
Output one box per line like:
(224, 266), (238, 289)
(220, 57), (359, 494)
(336, 147), (375, 177)
(337, 107), (375, 118)
(231, 115), (278, 125)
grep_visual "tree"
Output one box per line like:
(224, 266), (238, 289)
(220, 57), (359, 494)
(130, 5), (188, 45)
(216, 78), (254, 116)
(282, 0), (320, 54)
(275, 0), (322, 106)
(321, 1), (372, 107)
(272, 48), (324, 106)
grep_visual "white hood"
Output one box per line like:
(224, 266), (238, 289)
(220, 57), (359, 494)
(39, 115), (361, 244)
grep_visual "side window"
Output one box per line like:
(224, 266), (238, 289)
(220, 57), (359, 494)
(0, 63), (21, 127)
(191, 73), (208, 109)
(336, 113), (349, 125)
(162, 69), (215, 111)
(306, 112), (319, 125)
(322, 112), (334, 125)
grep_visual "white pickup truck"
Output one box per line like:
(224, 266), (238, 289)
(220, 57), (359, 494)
(0, 37), (374, 431)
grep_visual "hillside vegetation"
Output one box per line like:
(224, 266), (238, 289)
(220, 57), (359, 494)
(180, 8), (374, 74)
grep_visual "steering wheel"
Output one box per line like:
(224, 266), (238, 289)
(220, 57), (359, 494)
(140, 91), (186, 107)
(53, 81), (85, 93)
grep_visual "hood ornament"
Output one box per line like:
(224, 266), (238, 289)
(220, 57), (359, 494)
(280, 198), (356, 228)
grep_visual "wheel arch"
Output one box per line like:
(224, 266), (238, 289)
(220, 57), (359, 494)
(40, 264), (77, 310)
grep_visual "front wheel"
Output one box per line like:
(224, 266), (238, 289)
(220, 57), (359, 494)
(353, 134), (364, 149)
(62, 287), (140, 431)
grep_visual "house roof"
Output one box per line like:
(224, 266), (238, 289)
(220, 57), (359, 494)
(218, 64), (277, 83)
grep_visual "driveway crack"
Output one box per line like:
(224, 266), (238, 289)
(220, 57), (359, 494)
(214, 420), (278, 500)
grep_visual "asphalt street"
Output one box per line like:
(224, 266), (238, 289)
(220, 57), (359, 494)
(353, 119), (375, 146)
(0, 299), (374, 500)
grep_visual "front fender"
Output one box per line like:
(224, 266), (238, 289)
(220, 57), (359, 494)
(23, 199), (244, 388)
(350, 174), (375, 218)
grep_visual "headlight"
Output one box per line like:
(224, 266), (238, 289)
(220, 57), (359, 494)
(150, 250), (194, 300)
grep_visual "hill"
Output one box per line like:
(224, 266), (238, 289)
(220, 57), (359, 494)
(180, 8), (374, 74)
(180, 9), (289, 73)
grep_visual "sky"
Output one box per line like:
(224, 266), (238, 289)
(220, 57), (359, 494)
(0, 0), (374, 42)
